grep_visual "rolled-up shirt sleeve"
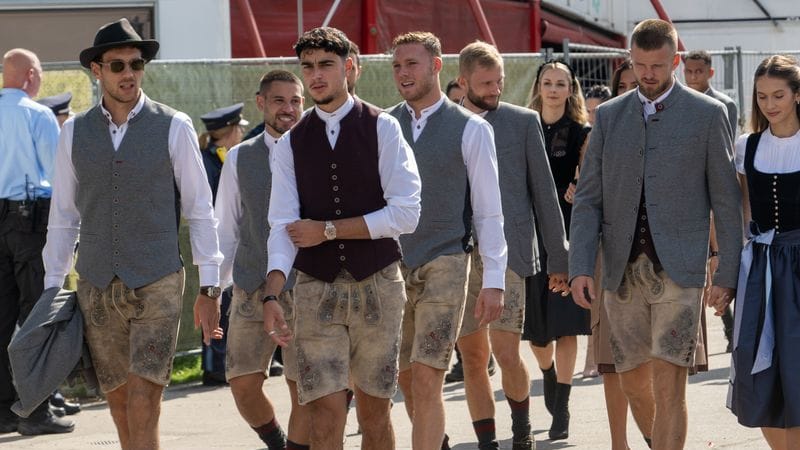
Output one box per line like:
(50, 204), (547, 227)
(462, 116), (508, 290)
(169, 113), (223, 286)
(362, 113), (421, 239)
(266, 133), (300, 279)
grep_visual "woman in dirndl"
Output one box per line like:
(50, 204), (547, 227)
(729, 54), (800, 450)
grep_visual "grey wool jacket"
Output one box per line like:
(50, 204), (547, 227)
(569, 81), (742, 291)
(483, 102), (568, 276)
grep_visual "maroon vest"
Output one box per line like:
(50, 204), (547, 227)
(290, 100), (401, 282)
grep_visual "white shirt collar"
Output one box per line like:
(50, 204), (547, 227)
(637, 80), (675, 107)
(405, 94), (446, 120)
(100, 90), (146, 124)
(314, 94), (354, 124)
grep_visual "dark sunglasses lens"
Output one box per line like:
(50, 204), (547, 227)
(109, 61), (126, 73)
(130, 59), (146, 71)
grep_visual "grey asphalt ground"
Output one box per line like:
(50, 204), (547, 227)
(0, 312), (765, 449)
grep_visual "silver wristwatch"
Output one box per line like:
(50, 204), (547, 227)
(324, 220), (337, 240)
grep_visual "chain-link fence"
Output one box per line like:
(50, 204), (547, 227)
(19, 46), (800, 350)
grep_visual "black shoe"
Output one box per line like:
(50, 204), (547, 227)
(269, 360), (284, 377)
(0, 415), (18, 434)
(541, 362), (557, 416)
(202, 372), (228, 387)
(49, 404), (66, 418)
(50, 392), (81, 415)
(548, 383), (571, 440)
(445, 360), (464, 383)
(18, 413), (74, 435)
(487, 354), (496, 377)
(512, 434), (536, 450)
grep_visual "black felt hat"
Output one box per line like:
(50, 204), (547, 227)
(79, 18), (159, 68)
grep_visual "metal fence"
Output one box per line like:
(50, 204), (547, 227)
(18, 46), (800, 350)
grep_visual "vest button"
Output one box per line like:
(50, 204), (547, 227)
(331, 175), (338, 181)
(113, 186), (119, 190)
(331, 163), (337, 169)
(338, 244), (345, 250)
(339, 256), (346, 262)
(335, 209), (342, 216)
(334, 197), (340, 203)
(333, 186), (339, 191)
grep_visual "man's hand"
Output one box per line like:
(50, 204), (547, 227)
(570, 275), (595, 310)
(475, 288), (504, 327)
(706, 286), (734, 317)
(287, 219), (326, 248)
(701, 255), (720, 310)
(564, 182), (577, 204)
(548, 272), (569, 296)
(193, 294), (222, 345)
(263, 299), (292, 347)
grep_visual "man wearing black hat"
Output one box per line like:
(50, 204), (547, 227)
(0, 48), (72, 436)
(42, 18), (223, 449)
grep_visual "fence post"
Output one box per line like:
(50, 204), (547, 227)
(563, 38), (570, 64)
(735, 46), (745, 129)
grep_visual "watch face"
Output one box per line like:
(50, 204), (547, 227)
(203, 286), (222, 298)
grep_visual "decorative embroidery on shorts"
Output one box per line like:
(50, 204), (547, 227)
(378, 355), (398, 392)
(127, 296), (145, 319)
(609, 335), (626, 366)
(135, 334), (173, 377)
(318, 287), (338, 323)
(420, 317), (453, 358)
(90, 289), (108, 327)
(351, 287), (361, 313)
(296, 347), (318, 393)
(640, 260), (664, 298)
(658, 307), (697, 363)
(238, 298), (255, 318)
(363, 283), (381, 325)
(500, 287), (520, 325)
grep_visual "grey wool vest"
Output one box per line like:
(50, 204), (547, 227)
(232, 133), (272, 294)
(388, 100), (471, 269)
(72, 98), (182, 289)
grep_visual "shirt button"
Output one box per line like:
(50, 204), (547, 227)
(331, 163), (337, 169)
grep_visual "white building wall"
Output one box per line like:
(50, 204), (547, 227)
(156, 0), (230, 59)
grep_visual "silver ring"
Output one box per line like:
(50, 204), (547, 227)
(267, 330), (277, 336)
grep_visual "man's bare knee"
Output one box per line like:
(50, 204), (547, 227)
(229, 373), (264, 399)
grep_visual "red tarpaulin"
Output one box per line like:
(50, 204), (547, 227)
(230, 0), (624, 58)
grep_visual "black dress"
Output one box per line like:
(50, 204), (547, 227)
(522, 115), (591, 346)
(730, 131), (800, 428)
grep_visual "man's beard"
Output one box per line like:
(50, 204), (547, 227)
(467, 90), (499, 111)
(638, 78), (672, 100)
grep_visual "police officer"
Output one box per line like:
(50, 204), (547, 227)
(0, 49), (73, 435)
(37, 92), (73, 128)
(199, 103), (248, 202)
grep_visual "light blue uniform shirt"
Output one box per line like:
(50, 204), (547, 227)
(0, 88), (59, 200)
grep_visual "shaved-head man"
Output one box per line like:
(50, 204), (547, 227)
(0, 49), (69, 435)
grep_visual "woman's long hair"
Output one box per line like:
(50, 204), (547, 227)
(528, 60), (588, 125)
(750, 54), (800, 133)
(610, 59), (635, 98)
(198, 124), (237, 150)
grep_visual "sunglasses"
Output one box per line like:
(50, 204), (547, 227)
(97, 58), (146, 73)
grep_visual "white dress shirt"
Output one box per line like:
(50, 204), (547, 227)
(216, 132), (281, 288)
(43, 91), (223, 289)
(735, 128), (800, 174)
(267, 95), (422, 279)
(637, 81), (676, 121)
(405, 96), (508, 290)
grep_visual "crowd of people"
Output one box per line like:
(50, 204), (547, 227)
(0, 15), (799, 450)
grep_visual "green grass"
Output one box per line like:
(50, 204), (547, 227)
(170, 354), (202, 385)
